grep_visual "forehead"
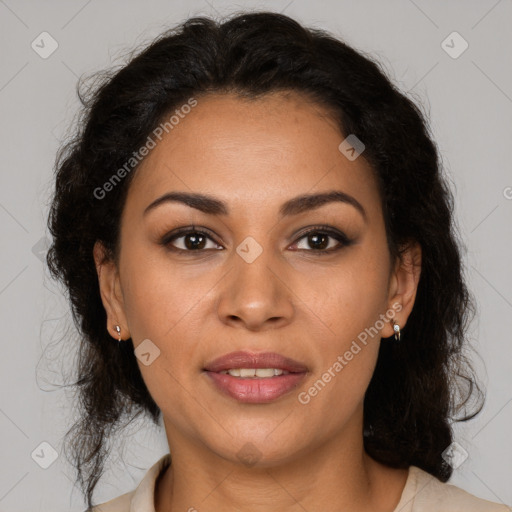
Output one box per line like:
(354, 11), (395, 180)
(126, 91), (381, 219)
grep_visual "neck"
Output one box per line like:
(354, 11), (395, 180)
(154, 420), (408, 512)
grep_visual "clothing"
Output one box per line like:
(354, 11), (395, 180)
(89, 453), (510, 512)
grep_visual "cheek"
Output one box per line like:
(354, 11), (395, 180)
(299, 248), (391, 344)
(294, 243), (391, 403)
(295, 259), (389, 431)
(119, 245), (218, 344)
(118, 251), (211, 417)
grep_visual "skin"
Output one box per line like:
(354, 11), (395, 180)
(94, 90), (422, 512)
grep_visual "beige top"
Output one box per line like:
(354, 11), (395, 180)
(90, 453), (511, 512)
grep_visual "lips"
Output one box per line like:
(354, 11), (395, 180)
(203, 351), (308, 373)
(203, 351), (308, 403)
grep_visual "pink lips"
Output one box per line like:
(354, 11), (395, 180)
(203, 351), (308, 403)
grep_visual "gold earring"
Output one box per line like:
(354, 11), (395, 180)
(393, 321), (401, 341)
(114, 325), (122, 342)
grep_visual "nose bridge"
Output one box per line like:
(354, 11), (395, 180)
(216, 233), (294, 329)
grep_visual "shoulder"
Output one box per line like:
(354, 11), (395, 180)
(87, 490), (134, 511)
(402, 466), (511, 512)
(83, 453), (172, 512)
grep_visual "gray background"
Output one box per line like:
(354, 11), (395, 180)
(0, 0), (511, 510)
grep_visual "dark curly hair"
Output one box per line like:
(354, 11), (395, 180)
(46, 10), (484, 510)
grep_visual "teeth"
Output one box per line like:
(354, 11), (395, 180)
(219, 368), (290, 378)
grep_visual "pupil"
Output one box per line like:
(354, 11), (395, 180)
(309, 233), (328, 250)
(185, 233), (206, 250)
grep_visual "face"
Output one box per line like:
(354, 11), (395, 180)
(95, 91), (420, 467)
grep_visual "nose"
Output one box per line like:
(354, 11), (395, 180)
(216, 246), (295, 331)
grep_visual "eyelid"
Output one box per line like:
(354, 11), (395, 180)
(160, 224), (353, 254)
(292, 224), (350, 243)
(290, 225), (353, 253)
(160, 226), (222, 249)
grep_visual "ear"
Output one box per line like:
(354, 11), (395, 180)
(381, 240), (422, 339)
(93, 241), (130, 341)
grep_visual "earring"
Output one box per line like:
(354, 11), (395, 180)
(393, 321), (401, 341)
(114, 325), (122, 342)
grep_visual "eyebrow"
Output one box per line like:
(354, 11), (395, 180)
(143, 190), (367, 221)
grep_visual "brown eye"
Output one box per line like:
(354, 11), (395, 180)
(291, 226), (353, 254)
(162, 228), (223, 252)
(303, 232), (331, 250)
(181, 232), (208, 250)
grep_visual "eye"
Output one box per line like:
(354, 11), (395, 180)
(290, 226), (352, 254)
(160, 225), (353, 255)
(161, 227), (223, 252)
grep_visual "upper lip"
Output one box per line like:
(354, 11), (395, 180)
(203, 351), (308, 373)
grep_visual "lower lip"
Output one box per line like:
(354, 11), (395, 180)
(204, 371), (307, 403)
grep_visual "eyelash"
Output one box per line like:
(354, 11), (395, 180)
(160, 225), (353, 255)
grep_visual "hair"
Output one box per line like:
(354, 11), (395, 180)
(46, 10), (484, 509)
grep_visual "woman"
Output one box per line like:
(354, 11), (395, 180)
(46, 10), (510, 512)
